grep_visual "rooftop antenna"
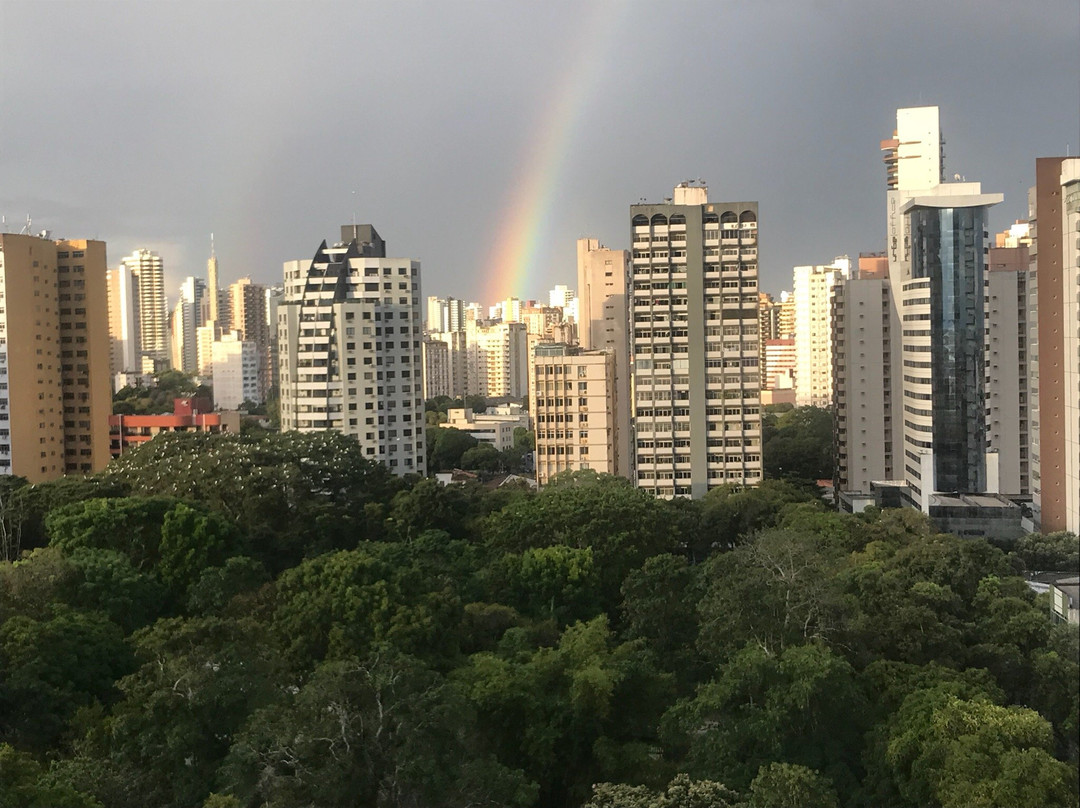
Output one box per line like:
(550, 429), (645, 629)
(351, 190), (358, 228)
(19, 215), (31, 235)
(210, 232), (215, 258)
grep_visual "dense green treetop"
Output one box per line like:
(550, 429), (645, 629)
(0, 432), (1074, 808)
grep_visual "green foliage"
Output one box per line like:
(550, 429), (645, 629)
(157, 503), (241, 597)
(222, 651), (536, 808)
(458, 616), (674, 807)
(426, 426), (479, 472)
(461, 442), (506, 473)
(0, 434), (1076, 808)
(748, 763), (837, 808)
(697, 529), (849, 661)
(885, 691), (1077, 808)
(662, 642), (865, 794)
(497, 545), (601, 625)
(584, 773), (741, 808)
(0, 606), (132, 751)
(698, 480), (818, 551)
(46, 496), (177, 570)
(272, 544), (462, 666)
(105, 617), (284, 808)
(102, 431), (401, 570)
(112, 370), (206, 415)
(185, 556), (270, 615)
(1011, 530), (1080, 572)
(485, 471), (676, 612)
(0, 743), (101, 807)
(68, 548), (165, 632)
(762, 405), (834, 482)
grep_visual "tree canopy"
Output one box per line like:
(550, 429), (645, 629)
(0, 432), (1075, 808)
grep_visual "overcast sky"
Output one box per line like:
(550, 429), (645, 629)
(2, 0), (1077, 303)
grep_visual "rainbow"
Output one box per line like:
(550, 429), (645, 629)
(482, 3), (622, 302)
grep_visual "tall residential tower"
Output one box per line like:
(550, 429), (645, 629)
(630, 182), (762, 499)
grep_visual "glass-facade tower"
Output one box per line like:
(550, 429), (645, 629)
(908, 206), (988, 493)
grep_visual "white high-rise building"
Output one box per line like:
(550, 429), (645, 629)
(426, 296), (466, 334)
(212, 332), (259, 410)
(837, 107), (1010, 519)
(630, 182), (762, 499)
(170, 276), (207, 374)
(106, 262), (140, 378)
(279, 225), (425, 476)
(466, 320), (529, 398)
(120, 249), (168, 373)
(792, 257), (851, 408)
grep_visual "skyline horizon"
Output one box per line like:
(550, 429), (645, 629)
(3, 1), (1077, 303)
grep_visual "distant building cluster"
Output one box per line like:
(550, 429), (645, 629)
(1, 105), (1077, 537)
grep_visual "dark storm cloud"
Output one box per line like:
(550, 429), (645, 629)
(1, 0), (1076, 301)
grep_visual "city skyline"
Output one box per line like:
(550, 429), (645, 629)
(1, 1), (1077, 302)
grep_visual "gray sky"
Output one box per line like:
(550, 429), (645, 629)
(2, 0), (1077, 302)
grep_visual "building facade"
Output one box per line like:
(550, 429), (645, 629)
(466, 320), (529, 399)
(986, 235), (1031, 497)
(630, 182), (762, 499)
(228, 277), (271, 402)
(278, 226), (425, 475)
(531, 344), (619, 486)
(792, 257), (850, 408)
(577, 237), (632, 479)
(0, 234), (111, 481)
(119, 248), (168, 373)
(212, 332), (260, 410)
(1029, 157), (1080, 533)
(108, 397), (240, 458)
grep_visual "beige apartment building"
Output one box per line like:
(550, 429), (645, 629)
(0, 233), (111, 482)
(228, 277), (270, 402)
(792, 257), (850, 408)
(531, 344), (619, 486)
(466, 320), (529, 399)
(577, 237), (632, 480)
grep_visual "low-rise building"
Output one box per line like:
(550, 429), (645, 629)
(441, 404), (530, 451)
(108, 397), (240, 458)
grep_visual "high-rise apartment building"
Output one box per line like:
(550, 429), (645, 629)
(422, 338), (450, 399)
(0, 234), (111, 482)
(577, 237), (632, 479)
(1029, 157), (1080, 533)
(900, 190), (1002, 510)
(834, 106), (1009, 515)
(120, 248), (168, 373)
(466, 320), (529, 398)
(832, 272), (895, 494)
(212, 332), (260, 410)
(986, 230), (1032, 497)
(207, 239), (220, 325)
(630, 182), (762, 499)
(531, 344), (619, 486)
(278, 225), (425, 475)
(106, 261), (139, 379)
(170, 276), (207, 374)
(426, 296), (466, 334)
(228, 277), (270, 402)
(792, 257), (851, 408)
(426, 330), (468, 398)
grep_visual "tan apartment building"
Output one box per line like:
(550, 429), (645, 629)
(0, 233), (111, 482)
(577, 237), (632, 480)
(531, 343), (619, 486)
(1030, 157), (1080, 533)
